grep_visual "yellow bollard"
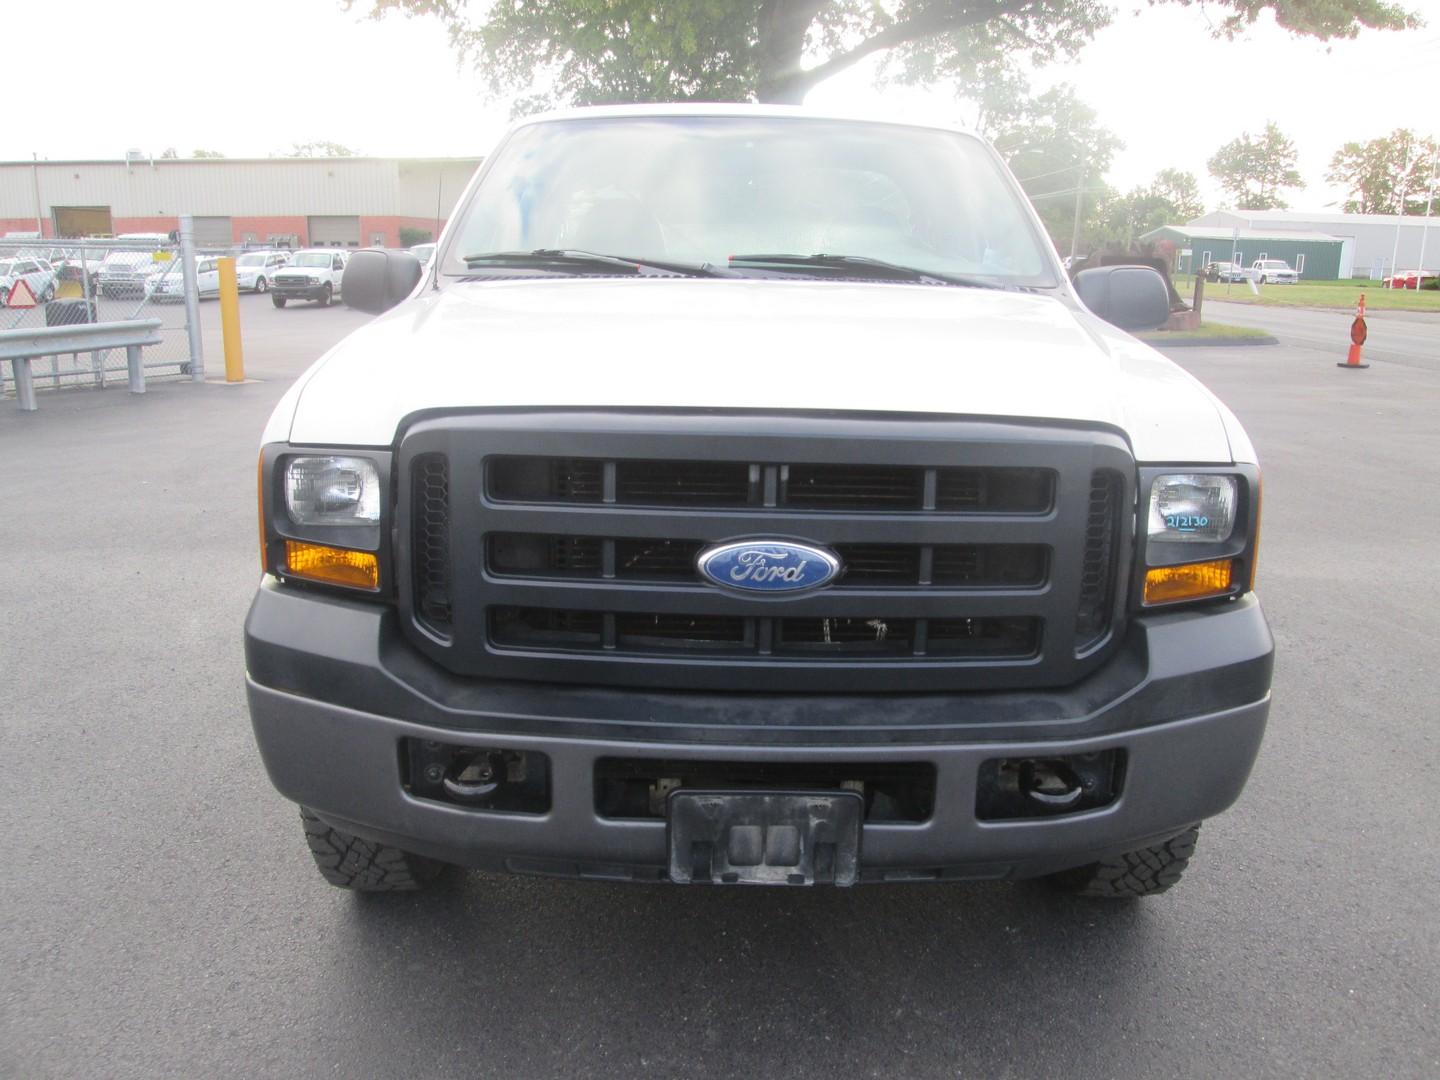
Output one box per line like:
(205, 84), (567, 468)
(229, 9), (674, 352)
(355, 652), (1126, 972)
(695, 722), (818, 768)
(217, 256), (245, 383)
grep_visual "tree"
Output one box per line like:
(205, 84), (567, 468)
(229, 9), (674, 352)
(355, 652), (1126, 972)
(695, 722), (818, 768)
(284, 140), (359, 158)
(1208, 122), (1303, 210)
(160, 147), (179, 159)
(192, 149), (226, 159)
(1327, 129), (1439, 214)
(1100, 168), (1206, 247)
(356, 0), (1417, 107)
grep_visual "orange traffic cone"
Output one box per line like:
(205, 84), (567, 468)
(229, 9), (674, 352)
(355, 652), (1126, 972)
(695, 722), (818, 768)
(1338, 293), (1369, 369)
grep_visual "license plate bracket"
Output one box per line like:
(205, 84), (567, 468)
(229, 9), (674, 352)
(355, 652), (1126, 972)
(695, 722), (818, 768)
(667, 790), (863, 886)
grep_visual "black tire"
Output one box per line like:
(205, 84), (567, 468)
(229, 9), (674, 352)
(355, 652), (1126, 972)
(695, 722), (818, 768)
(318, 283), (333, 307)
(41, 283), (55, 302)
(272, 295), (287, 308)
(1044, 825), (1200, 898)
(255, 276), (268, 294)
(299, 807), (444, 891)
(0, 286), (8, 305)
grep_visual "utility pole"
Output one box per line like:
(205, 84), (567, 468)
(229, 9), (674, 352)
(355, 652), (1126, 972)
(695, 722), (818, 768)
(1069, 166), (1085, 262)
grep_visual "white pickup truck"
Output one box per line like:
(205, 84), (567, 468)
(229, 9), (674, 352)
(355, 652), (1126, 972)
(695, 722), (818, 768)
(270, 249), (347, 307)
(245, 105), (1272, 900)
(1249, 259), (1299, 284)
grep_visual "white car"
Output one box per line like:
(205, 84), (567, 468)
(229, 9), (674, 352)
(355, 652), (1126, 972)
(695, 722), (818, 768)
(0, 256), (58, 305)
(408, 243), (436, 269)
(145, 256), (220, 302)
(1249, 259), (1298, 285)
(271, 249), (347, 307)
(247, 106), (1272, 899)
(235, 250), (291, 294)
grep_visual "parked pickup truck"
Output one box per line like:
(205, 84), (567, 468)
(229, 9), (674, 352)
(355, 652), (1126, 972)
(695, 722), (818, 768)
(270, 249), (347, 307)
(1249, 259), (1299, 284)
(246, 106), (1272, 899)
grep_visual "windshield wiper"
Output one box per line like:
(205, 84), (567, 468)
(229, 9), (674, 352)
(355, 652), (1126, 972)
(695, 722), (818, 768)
(462, 249), (723, 277)
(726, 253), (1008, 289)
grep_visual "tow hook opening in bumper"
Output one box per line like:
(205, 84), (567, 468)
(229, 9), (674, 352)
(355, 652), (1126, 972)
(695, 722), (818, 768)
(976, 750), (1126, 821)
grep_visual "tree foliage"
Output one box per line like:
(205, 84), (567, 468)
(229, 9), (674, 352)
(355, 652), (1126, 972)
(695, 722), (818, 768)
(1208, 122), (1303, 210)
(357, 0), (1417, 108)
(1326, 129), (1438, 214)
(191, 149), (226, 159)
(1100, 169), (1206, 246)
(982, 82), (1122, 252)
(284, 140), (360, 158)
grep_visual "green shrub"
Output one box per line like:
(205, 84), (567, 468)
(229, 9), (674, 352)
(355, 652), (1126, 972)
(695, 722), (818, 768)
(399, 227), (433, 248)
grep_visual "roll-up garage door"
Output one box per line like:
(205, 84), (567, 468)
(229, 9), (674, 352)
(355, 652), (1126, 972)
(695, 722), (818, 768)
(192, 216), (232, 247)
(307, 215), (361, 247)
(54, 206), (113, 237)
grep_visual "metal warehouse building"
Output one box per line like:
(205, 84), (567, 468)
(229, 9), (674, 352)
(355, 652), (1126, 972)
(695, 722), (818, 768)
(0, 155), (482, 248)
(1141, 225), (1348, 280)
(1189, 209), (1439, 279)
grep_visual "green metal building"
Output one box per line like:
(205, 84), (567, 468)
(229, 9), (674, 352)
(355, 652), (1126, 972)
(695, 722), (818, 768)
(1139, 225), (1347, 280)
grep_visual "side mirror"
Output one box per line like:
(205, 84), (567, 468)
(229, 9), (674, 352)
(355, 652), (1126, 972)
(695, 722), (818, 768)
(1073, 265), (1172, 331)
(342, 249), (422, 314)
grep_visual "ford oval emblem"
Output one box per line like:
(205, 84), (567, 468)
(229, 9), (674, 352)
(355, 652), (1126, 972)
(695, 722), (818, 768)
(696, 540), (842, 594)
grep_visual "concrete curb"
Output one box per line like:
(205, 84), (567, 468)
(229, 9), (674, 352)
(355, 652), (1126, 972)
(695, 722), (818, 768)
(1142, 335), (1279, 348)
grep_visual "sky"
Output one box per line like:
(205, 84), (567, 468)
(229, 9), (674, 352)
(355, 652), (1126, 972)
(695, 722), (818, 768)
(5, 0), (1439, 212)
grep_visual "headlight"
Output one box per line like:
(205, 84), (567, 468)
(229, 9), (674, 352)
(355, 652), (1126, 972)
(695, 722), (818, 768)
(1147, 474), (1236, 544)
(284, 455), (380, 525)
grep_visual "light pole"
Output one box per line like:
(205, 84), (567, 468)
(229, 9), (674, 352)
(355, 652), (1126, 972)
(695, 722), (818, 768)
(1389, 145), (1412, 281)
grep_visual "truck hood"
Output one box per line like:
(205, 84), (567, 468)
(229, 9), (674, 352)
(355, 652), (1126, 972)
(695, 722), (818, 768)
(281, 278), (1236, 462)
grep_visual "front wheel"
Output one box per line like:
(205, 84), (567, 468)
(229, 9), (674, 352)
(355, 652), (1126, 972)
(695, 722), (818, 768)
(41, 283), (56, 302)
(318, 283), (333, 307)
(300, 808), (445, 891)
(1043, 825), (1200, 898)
(0, 286), (8, 305)
(272, 295), (287, 308)
(255, 277), (268, 294)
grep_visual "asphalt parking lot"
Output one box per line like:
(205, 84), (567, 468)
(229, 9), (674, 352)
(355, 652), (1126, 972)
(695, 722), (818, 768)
(2, 300), (1438, 1078)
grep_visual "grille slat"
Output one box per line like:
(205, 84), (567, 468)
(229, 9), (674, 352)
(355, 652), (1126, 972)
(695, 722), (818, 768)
(412, 455), (452, 635)
(488, 533), (1046, 589)
(489, 608), (1039, 661)
(490, 456), (1053, 514)
(1076, 470), (1122, 649)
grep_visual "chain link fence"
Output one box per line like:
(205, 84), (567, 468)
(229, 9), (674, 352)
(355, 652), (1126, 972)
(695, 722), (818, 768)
(1, 232), (203, 398)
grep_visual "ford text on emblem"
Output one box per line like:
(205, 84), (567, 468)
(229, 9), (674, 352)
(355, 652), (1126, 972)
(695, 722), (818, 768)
(696, 540), (842, 594)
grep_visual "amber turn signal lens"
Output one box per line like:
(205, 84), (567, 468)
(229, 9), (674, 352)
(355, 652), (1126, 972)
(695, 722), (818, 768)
(1143, 559), (1233, 606)
(284, 541), (380, 590)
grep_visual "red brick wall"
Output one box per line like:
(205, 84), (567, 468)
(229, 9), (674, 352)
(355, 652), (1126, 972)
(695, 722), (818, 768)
(360, 215), (445, 248)
(0, 217), (54, 238)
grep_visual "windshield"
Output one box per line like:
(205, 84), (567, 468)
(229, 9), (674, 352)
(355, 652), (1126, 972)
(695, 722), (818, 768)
(0, 262), (13, 275)
(292, 253), (334, 267)
(237, 254), (266, 266)
(444, 116), (1056, 286)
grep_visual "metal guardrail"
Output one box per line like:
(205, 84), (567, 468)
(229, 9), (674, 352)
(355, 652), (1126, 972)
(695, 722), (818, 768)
(0, 318), (163, 411)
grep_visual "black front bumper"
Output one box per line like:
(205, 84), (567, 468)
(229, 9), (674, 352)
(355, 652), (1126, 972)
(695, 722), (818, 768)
(245, 581), (1272, 883)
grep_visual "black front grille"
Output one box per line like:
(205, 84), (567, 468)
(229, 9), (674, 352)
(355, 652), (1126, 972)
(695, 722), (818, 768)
(399, 416), (1133, 693)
